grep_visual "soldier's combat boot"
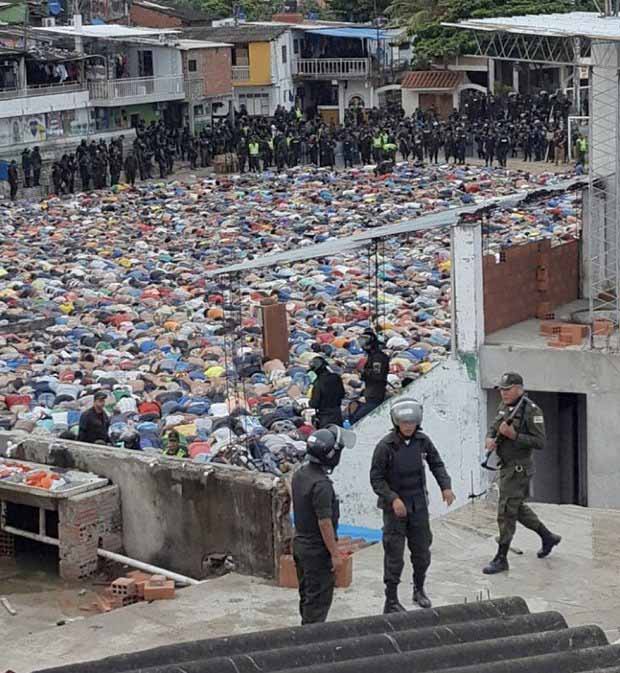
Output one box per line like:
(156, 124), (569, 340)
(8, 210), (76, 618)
(483, 544), (510, 575)
(413, 586), (432, 609)
(383, 584), (406, 614)
(537, 525), (562, 558)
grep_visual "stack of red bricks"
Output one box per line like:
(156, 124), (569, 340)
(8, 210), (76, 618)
(58, 485), (123, 581)
(278, 537), (369, 590)
(97, 571), (176, 612)
(541, 321), (588, 347)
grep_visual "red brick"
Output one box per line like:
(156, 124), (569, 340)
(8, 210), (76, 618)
(593, 319), (614, 336)
(335, 554), (353, 588)
(278, 554), (298, 588)
(111, 577), (137, 597)
(144, 580), (175, 601)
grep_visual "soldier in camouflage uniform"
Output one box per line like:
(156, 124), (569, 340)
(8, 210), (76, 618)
(483, 372), (562, 575)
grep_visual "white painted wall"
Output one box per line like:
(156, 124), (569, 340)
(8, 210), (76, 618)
(271, 32), (295, 109)
(0, 90), (90, 120)
(333, 357), (487, 530)
(402, 89), (419, 116)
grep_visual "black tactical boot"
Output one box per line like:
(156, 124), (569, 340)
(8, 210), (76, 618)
(483, 544), (510, 575)
(537, 526), (562, 558)
(383, 585), (406, 614)
(413, 586), (432, 609)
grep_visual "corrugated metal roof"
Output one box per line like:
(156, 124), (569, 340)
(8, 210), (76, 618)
(34, 597), (620, 673)
(401, 70), (462, 90)
(445, 11), (620, 41)
(185, 23), (289, 44)
(304, 27), (388, 40)
(32, 24), (181, 38)
(175, 38), (233, 50)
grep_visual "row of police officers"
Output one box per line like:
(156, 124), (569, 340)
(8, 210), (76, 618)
(292, 370), (561, 623)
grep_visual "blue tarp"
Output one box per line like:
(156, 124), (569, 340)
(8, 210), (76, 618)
(304, 27), (387, 40)
(0, 161), (8, 181)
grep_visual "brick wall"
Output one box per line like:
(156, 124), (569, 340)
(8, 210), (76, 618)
(184, 48), (233, 98)
(130, 4), (182, 28)
(483, 239), (579, 334)
(58, 485), (122, 581)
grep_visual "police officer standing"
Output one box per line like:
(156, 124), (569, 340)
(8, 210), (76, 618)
(8, 160), (18, 201)
(351, 329), (389, 423)
(370, 398), (455, 613)
(309, 356), (345, 428)
(482, 372), (561, 575)
(31, 147), (42, 187)
(292, 425), (353, 624)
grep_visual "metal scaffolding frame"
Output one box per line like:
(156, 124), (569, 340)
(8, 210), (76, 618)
(587, 41), (620, 342)
(441, 25), (587, 67)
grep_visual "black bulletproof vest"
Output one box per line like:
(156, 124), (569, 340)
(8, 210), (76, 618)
(293, 463), (338, 546)
(389, 438), (426, 512)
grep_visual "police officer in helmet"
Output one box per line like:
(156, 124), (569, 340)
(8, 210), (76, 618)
(292, 425), (355, 624)
(308, 356), (345, 428)
(483, 372), (561, 575)
(370, 398), (455, 613)
(351, 329), (390, 423)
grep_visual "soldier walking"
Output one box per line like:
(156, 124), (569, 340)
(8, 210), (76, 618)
(482, 372), (562, 575)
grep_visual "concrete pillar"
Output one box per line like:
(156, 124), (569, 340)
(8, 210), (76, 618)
(488, 58), (495, 94)
(451, 221), (485, 354)
(338, 81), (346, 122)
(512, 64), (519, 93)
(586, 393), (620, 508)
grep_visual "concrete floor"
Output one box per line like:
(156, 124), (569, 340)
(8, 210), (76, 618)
(485, 299), (590, 349)
(3, 501), (619, 673)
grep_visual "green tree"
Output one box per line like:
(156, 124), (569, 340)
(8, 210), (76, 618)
(389, 0), (593, 65)
(179, 0), (285, 21)
(326, 0), (391, 23)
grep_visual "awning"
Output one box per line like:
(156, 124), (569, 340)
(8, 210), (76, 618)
(401, 70), (463, 91)
(303, 27), (388, 41)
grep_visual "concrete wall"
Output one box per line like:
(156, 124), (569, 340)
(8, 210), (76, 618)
(0, 433), (291, 579)
(480, 344), (620, 509)
(332, 357), (487, 531)
(484, 239), (579, 334)
(0, 90), (90, 120)
(271, 32), (295, 109)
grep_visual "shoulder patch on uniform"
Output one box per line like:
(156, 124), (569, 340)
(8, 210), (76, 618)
(533, 416), (544, 424)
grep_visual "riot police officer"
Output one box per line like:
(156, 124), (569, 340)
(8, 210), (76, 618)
(370, 398), (455, 613)
(483, 372), (561, 574)
(292, 425), (355, 624)
(309, 356), (345, 428)
(351, 329), (389, 423)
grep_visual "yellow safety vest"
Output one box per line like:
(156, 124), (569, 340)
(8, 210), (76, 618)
(249, 143), (259, 156)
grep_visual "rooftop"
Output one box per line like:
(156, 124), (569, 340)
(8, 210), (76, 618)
(185, 23), (290, 44)
(133, 0), (212, 24)
(445, 11), (620, 41)
(174, 38), (233, 50)
(401, 70), (463, 90)
(4, 502), (620, 672)
(32, 24), (181, 39)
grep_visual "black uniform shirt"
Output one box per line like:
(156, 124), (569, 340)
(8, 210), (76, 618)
(292, 462), (338, 549)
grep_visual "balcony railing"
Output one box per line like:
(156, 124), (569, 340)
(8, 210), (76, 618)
(293, 58), (370, 79)
(0, 81), (87, 100)
(232, 65), (250, 82)
(88, 75), (185, 104)
(185, 77), (206, 100)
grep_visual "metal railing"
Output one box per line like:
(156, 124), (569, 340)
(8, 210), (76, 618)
(184, 77), (206, 100)
(232, 65), (250, 81)
(293, 58), (370, 78)
(88, 75), (185, 102)
(0, 81), (87, 100)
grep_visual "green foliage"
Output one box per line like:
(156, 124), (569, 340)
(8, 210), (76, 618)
(389, 0), (595, 63)
(178, 0), (285, 21)
(326, 0), (391, 23)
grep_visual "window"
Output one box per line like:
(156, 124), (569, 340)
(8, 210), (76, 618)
(293, 39), (299, 55)
(188, 59), (197, 72)
(281, 45), (287, 64)
(137, 50), (153, 77)
(233, 46), (249, 66)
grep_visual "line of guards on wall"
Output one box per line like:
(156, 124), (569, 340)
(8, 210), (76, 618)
(291, 369), (562, 624)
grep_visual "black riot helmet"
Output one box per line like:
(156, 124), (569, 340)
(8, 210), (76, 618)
(390, 397), (423, 428)
(306, 424), (356, 470)
(309, 355), (328, 373)
(359, 329), (379, 352)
